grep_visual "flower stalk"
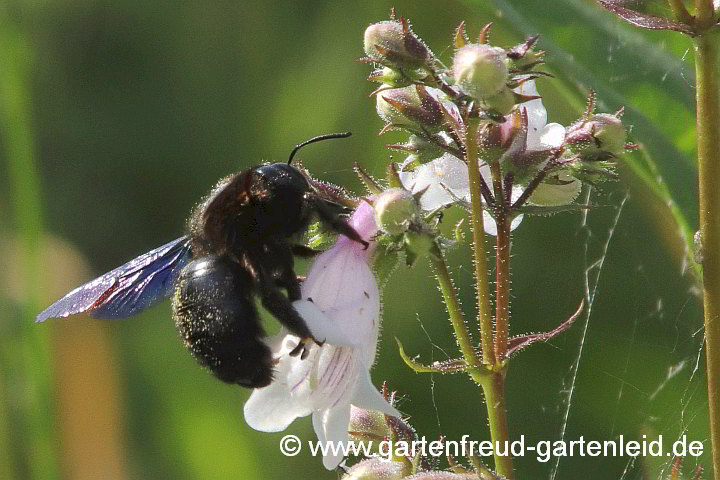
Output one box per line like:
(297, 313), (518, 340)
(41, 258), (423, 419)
(466, 120), (496, 366)
(468, 120), (513, 477)
(429, 242), (479, 368)
(489, 162), (511, 363)
(478, 371), (512, 479)
(693, 20), (720, 478)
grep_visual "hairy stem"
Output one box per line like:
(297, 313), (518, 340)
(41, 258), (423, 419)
(695, 0), (716, 29)
(466, 121), (513, 477)
(466, 120), (495, 365)
(471, 370), (512, 478)
(489, 162), (511, 362)
(694, 26), (720, 480)
(429, 242), (479, 367)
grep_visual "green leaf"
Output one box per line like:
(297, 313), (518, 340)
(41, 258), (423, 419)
(395, 338), (469, 374)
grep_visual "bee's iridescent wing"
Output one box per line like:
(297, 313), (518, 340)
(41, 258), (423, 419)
(36, 236), (192, 322)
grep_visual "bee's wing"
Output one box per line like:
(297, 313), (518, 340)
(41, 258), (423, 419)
(36, 236), (192, 322)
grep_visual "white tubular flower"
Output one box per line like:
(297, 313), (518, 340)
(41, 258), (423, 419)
(399, 153), (470, 211)
(243, 202), (400, 470)
(398, 153), (523, 236)
(514, 80), (565, 151)
(397, 79), (588, 232)
(514, 80), (583, 207)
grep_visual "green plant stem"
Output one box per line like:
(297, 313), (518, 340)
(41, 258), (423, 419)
(466, 120), (495, 366)
(696, 0), (716, 29)
(429, 242), (479, 367)
(476, 371), (512, 479)
(466, 121), (513, 477)
(694, 26), (720, 480)
(668, 0), (693, 24)
(489, 162), (510, 362)
(429, 241), (513, 478)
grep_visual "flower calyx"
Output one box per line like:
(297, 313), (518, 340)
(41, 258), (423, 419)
(363, 15), (434, 72)
(370, 188), (440, 267)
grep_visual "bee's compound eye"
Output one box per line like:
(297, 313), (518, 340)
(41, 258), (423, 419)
(255, 163), (311, 192)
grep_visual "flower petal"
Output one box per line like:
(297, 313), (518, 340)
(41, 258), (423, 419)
(292, 300), (358, 347)
(514, 80), (547, 149)
(313, 402), (352, 470)
(351, 368), (402, 418)
(529, 173), (582, 206)
(399, 153), (470, 211)
(243, 378), (313, 432)
(539, 122), (566, 149)
(299, 243), (380, 353)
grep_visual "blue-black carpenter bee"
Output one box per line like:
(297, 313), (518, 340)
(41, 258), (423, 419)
(37, 132), (367, 388)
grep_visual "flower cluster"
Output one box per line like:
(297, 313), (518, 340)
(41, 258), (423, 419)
(240, 9), (636, 479)
(362, 11), (635, 236)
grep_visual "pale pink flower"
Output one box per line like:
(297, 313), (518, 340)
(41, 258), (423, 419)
(243, 201), (399, 470)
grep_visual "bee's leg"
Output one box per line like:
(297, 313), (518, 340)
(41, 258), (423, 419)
(248, 258), (317, 357)
(309, 197), (369, 249)
(291, 244), (322, 257)
(279, 270), (302, 302)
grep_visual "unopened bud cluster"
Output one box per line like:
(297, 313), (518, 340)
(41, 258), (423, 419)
(362, 11), (635, 227)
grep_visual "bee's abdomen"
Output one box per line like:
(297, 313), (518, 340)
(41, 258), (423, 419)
(173, 255), (273, 388)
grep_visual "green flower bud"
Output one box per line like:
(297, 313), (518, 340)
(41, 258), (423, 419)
(376, 86), (445, 128)
(374, 188), (420, 235)
(591, 113), (627, 155)
(481, 86), (515, 115)
(404, 230), (434, 259)
(349, 406), (391, 444)
(368, 67), (412, 88)
(565, 113), (627, 157)
(405, 134), (445, 158)
(452, 43), (509, 99)
(341, 458), (409, 480)
(364, 20), (431, 69)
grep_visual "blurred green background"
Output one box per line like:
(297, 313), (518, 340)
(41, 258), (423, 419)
(0, 0), (710, 479)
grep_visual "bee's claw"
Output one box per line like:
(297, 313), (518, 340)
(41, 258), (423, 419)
(289, 336), (323, 359)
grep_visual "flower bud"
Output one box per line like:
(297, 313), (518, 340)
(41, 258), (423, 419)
(349, 406), (391, 443)
(364, 20), (431, 69)
(404, 230), (434, 260)
(368, 67), (411, 88)
(480, 86), (515, 115)
(376, 86), (445, 128)
(374, 188), (419, 235)
(452, 43), (509, 99)
(341, 458), (409, 480)
(387, 135), (445, 161)
(565, 113), (627, 157)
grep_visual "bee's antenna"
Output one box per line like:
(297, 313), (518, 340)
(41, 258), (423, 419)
(288, 132), (352, 165)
